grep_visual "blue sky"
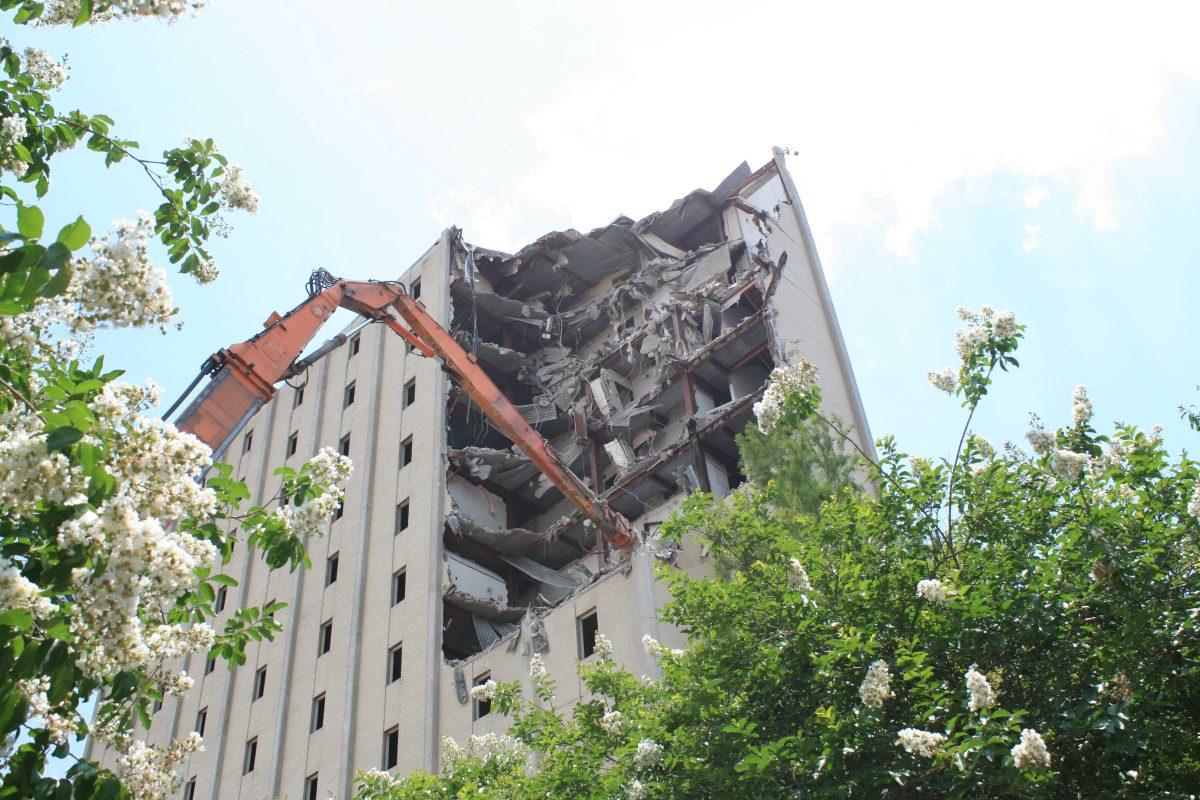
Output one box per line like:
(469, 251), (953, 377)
(10, 0), (1200, 774)
(15, 1), (1200, 460)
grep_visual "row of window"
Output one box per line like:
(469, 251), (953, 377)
(245, 377), (416, 458)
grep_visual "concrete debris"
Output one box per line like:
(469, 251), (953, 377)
(442, 159), (786, 660)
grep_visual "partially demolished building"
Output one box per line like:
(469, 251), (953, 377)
(92, 149), (872, 800)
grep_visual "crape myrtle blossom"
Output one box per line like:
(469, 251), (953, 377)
(926, 366), (957, 394)
(270, 447), (352, 539)
(35, 0), (207, 25)
(21, 48), (69, 89)
(468, 679), (498, 702)
(1188, 482), (1200, 519)
(858, 660), (893, 708)
(113, 732), (203, 800)
(593, 631), (614, 659)
(1051, 448), (1089, 480)
(529, 653), (547, 683)
(634, 739), (663, 769)
(0, 558), (57, 618)
(0, 114), (29, 178)
(753, 359), (819, 434)
(948, 306), (1018, 365)
(626, 779), (647, 800)
(641, 634), (684, 661)
(70, 215), (179, 333)
(600, 709), (624, 734)
(0, 425), (88, 520)
(19, 675), (76, 745)
(219, 163), (261, 214)
(966, 665), (996, 712)
(439, 732), (531, 775)
(787, 557), (813, 593)
(897, 728), (946, 758)
(916, 578), (951, 604)
(1010, 728), (1051, 769)
(1072, 384), (1093, 427)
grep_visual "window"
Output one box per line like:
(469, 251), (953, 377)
(401, 436), (413, 467)
(305, 773), (319, 800)
(215, 585), (227, 613)
(319, 620), (333, 655)
(350, 334), (361, 357)
(395, 500), (409, 534)
(152, 697), (163, 714)
(243, 738), (257, 774)
(294, 386), (304, 407)
(578, 610), (599, 659)
(253, 666), (267, 701)
(325, 553), (339, 586)
(344, 381), (356, 407)
(242, 431), (253, 453)
(383, 727), (399, 770)
(311, 694), (325, 732)
(339, 434), (351, 458)
(183, 778), (196, 800)
(287, 432), (299, 457)
(410, 278), (421, 300)
(195, 707), (207, 737)
(403, 379), (416, 407)
(392, 569), (406, 605)
(473, 673), (492, 719)
(333, 497), (344, 521)
(388, 644), (403, 684)
(205, 656), (216, 675)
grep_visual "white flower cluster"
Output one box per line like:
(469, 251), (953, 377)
(52, 381), (220, 678)
(858, 660), (893, 708)
(468, 679), (497, 702)
(1026, 417), (1055, 458)
(787, 557), (813, 593)
(440, 732), (530, 775)
(22, 48), (69, 89)
(753, 359), (818, 433)
(219, 163), (261, 214)
(37, 0), (206, 25)
(0, 558), (58, 618)
(159, 671), (194, 698)
(0, 426), (87, 519)
(1010, 728), (1051, 769)
(529, 653), (547, 683)
(896, 728), (945, 758)
(951, 305), (1016, 363)
(600, 709), (624, 733)
(191, 258), (219, 285)
(112, 733), (203, 800)
(19, 675), (76, 745)
(626, 779), (647, 800)
(0, 115), (29, 178)
(926, 366), (957, 394)
(916, 578), (950, 605)
(270, 448), (352, 539)
(69, 215), (179, 333)
(634, 738), (663, 769)
(969, 434), (994, 459)
(594, 631), (614, 660)
(641, 635), (685, 662)
(1051, 448), (1089, 481)
(1072, 384), (1093, 427)
(965, 664), (996, 712)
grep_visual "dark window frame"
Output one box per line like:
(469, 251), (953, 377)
(392, 569), (407, 605)
(578, 609), (600, 660)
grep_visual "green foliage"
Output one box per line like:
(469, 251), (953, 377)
(369, 317), (1199, 799)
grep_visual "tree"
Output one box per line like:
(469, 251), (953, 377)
(0, 4), (349, 799)
(361, 306), (1200, 799)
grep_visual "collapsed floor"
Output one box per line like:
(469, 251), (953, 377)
(438, 161), (786, 661)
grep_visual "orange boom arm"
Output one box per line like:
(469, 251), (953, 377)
(171, 273), (638, 550)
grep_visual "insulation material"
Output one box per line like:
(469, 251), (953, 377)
(604, 439), (636, 471)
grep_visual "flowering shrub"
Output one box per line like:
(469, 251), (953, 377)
(364, 306), (1200, 799)
(0, 6), (346, 800)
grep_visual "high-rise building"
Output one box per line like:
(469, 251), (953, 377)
(87, 149), (872, 800)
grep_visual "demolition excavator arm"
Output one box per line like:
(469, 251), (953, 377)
(166, 270), (639, 550)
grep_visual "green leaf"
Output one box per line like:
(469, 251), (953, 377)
(56, 217), (91, 251)
(17, 204), (44, 240)
(0, 608), (33, 630)
(45, 426), (83, 451)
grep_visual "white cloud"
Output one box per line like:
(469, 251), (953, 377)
(1023, 185), (1050, 210)
(338, 0), (1200, 264)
